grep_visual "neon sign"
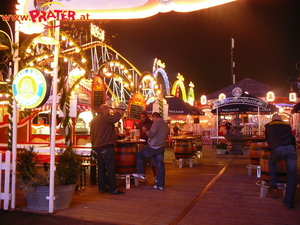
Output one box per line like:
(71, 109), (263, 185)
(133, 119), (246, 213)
(12, 67), (51, 109)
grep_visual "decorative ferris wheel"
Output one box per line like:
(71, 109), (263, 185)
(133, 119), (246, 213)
(20, 22), (172, 111)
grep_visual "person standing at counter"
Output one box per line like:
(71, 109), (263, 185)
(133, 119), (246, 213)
(90, 104), (125, 195)
(173, 124), (181, 136)
(265, 114), (297, 209)
(133, 112), (169, 190)
(136, 111), (157, 183)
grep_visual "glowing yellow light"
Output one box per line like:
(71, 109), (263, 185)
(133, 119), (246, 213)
(266, 91), (275, 102)
(26, 48), (31, 53)
(219, 93), (226, 100)
(69, 41), (74, 46)
(64, 58), (68, 62)
(177, 73), (184, 81)
(200, 95), (207, 105)
(62, 36), (66, 41)
(289, 92), (297, 102)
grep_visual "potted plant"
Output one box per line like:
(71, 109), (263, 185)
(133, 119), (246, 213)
(17, 145), (82, 211)
(215, 142), (228, 154)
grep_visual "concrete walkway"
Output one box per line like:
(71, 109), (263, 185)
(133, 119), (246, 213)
(2, 145), (300, 225)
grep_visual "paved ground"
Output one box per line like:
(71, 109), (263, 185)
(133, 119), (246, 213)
(1, 145), (300, 225)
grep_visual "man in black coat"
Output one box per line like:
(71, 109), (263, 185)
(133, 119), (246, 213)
(265, 114), (297, 209)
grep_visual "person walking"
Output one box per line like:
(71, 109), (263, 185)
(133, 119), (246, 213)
(264, 114), (297, 209)
(136, 111), (157, 183)
(132, 112), (169, 190)
(90, 104), (125, 195)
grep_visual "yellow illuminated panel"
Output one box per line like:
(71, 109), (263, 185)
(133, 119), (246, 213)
(171, 77), (187, 102)
(12, 67), (50, 109)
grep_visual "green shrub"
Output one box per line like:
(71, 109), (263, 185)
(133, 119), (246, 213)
(215, 142), (228, 149)
(17, 145), (82, 194)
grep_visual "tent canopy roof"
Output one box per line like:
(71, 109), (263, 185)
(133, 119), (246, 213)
(207, 78), (286, 100)
(146, 95), (204, 115)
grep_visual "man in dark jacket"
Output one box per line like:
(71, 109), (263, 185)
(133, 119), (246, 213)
(265, 114), (297, 209)
(90, 104), (124, 195)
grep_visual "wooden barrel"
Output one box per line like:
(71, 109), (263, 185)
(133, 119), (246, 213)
(174, 139), (193, 158)
(194, 136), (203, 155)
(260, 148), (287, 183)
(115, 143), (137, 174)
(249, 142), (268, 165)
(191, 140), (197, 157)
(190, 137), (202, 157)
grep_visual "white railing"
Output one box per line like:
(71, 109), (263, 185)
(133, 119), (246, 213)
(0, 151), (12, 210)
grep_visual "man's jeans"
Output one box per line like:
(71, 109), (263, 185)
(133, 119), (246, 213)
(94, 147), (116, 193)
(136, 145), (165, 187)
(268, 145), (298, 206)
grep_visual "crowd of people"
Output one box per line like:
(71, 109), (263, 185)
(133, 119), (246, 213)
(90, 104), (169, 194)
(90, 104), (298, 209)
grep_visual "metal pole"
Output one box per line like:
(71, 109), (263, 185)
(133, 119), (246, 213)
(231, 38), (235, 84)
(216, 107), (219, 144)
(11, 20), (19, 209)
(258, 107), (260, 135)
(48, 21), (60, 213)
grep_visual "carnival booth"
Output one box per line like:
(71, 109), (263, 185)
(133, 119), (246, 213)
(146, 95), (203, 135)
(211, 91), (279, 135)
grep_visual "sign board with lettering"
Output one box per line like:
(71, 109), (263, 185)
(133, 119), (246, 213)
(91, 75), (106, 113)
(215, 97), (268, 109)
(128, 93), (145, 121)
(12, 67), (50, 109)
(21, 0), (231, 20)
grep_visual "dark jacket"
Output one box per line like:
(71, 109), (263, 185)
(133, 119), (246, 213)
(90, 112), (121, 148)
(137, 119), (153, 142)
(264, 120), (296, 150)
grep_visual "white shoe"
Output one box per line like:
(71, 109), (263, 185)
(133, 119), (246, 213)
(154, 185), (164, 190)
(132, 173), (146, 180)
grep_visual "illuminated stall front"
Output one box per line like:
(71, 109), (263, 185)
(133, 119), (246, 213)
(203, 78), (289, 137)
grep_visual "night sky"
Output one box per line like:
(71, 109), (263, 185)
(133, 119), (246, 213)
(1, 0), (300, 99)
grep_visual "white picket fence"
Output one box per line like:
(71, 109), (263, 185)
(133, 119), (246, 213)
(0, 151), (13, 210)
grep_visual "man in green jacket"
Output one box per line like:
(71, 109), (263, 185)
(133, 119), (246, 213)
(90, 104), (124, 195)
